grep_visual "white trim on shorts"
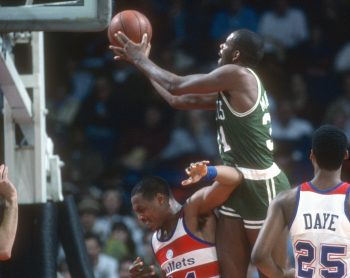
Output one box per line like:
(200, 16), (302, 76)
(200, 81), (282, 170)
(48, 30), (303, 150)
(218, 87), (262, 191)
(218, 206), (265, 229)
(237, 163), (280, 181)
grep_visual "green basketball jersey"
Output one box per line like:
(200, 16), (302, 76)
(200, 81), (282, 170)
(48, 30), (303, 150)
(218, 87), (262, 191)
(216, 68), (274, 169)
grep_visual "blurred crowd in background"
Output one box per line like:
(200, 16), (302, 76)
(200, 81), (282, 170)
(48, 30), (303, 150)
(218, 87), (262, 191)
(6, 0), (350, 277)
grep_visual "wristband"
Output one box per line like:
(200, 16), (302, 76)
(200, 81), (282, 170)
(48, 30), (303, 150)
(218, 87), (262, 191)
(203, 166), (217, 182)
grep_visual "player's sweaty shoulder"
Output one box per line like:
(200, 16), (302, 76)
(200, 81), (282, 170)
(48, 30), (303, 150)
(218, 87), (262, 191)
(275, 187), (298, 222)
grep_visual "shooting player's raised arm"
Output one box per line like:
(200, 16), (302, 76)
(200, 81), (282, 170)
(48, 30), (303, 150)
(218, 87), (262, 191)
(150, 80), (217, 110)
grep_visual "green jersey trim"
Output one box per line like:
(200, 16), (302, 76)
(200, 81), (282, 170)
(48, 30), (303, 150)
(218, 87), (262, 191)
(219, 67), (262, 117)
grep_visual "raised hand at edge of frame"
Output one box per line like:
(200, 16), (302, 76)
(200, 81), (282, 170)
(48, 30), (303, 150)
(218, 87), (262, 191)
(0, 164), (17, 204)
(109, 32), (150, 62)
(181, 160), (210, 186)
(129, 257), (156, 278)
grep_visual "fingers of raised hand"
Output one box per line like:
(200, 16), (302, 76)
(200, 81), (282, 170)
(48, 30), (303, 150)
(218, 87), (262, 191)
(181, 177), (193, 186)
(191, 160), (209, 168)
(3, 165), (8, 180)
(0, 164), (7, 181)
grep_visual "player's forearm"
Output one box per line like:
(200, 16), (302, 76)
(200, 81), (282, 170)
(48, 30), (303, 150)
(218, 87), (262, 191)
(214, 166), (242, 188)
(150, 80), (216, 110)
(0, 197), (18, 260)
(134, 55), (181, 92)
(134, 55), (212, 96)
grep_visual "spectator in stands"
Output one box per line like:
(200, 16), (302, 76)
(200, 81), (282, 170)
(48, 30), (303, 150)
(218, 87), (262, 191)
(324, 71), (350, 140)
(103, 221), (136, 262)
(258, 0), (308, 59)
(85, 232), (119, 278)
(94, 188), (144, 254)
(334, 42), (350, 73)
(272, 99), (314, 141)
(75, 76), (120, 164)
(78, 197), (101, 236)
(158, 110), (218, 163)
(210, 0), (258, 42)
(272, 99), (314, 183)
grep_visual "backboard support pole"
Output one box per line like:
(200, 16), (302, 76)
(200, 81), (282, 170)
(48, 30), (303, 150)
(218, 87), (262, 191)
(1, 32), (63, 204)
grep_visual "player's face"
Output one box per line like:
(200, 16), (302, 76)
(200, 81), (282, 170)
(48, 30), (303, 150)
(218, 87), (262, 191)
(218, 33), (236, 66)
(132, 193), (164, 231)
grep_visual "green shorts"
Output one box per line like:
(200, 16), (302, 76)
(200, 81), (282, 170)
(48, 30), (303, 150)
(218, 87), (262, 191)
(219, 164), (290, 229)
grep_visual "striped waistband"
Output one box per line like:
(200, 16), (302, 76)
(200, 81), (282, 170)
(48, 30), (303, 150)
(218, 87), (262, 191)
(237, 163), (280, 181)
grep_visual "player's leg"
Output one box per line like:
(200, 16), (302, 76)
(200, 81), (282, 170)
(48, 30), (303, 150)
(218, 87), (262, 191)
(245, 172), (291, 277)
(216, 215), (250, 278)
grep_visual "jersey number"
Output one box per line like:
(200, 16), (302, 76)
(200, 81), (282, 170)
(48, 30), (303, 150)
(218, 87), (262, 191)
(218, 126), (231, 153)
(217, 111), (273, 154)
(169, 271), (196, 278)
(185, 271), (196, 278)
(295, 240), (346, 277)
(262, 112), (273, 151)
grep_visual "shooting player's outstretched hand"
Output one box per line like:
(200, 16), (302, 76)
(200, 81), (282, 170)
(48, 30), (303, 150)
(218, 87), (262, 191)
(110, 32), (149, 63)
(182, 160), (210, 186)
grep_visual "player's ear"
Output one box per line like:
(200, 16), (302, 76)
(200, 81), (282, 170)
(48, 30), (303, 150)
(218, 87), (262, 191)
(156, 193), (166, 206)
(309, 150), (313, 160)
(232, 50), (240, 62)
(345, 150), (349, 160)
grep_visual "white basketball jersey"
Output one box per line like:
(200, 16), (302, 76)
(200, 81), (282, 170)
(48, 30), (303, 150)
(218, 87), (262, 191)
(289, 182), (350, 277)
(152, 212), (220, 278)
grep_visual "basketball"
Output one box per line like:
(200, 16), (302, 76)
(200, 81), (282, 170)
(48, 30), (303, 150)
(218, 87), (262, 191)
(108, 10), (152, 47)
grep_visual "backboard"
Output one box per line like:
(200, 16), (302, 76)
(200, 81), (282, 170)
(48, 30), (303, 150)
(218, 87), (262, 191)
(0, 0), (112, 32)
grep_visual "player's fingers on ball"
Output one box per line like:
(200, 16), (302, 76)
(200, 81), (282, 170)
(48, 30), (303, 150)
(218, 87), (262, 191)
(116, 31), (129, 42)
(141, 33), (148, 44)
(111, 46), (124, 54)
(116, 34), (128, 46)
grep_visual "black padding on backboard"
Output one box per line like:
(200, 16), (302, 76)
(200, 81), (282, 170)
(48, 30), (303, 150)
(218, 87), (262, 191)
(58, 195), (94, 278)
(0, 202), (58, 278)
